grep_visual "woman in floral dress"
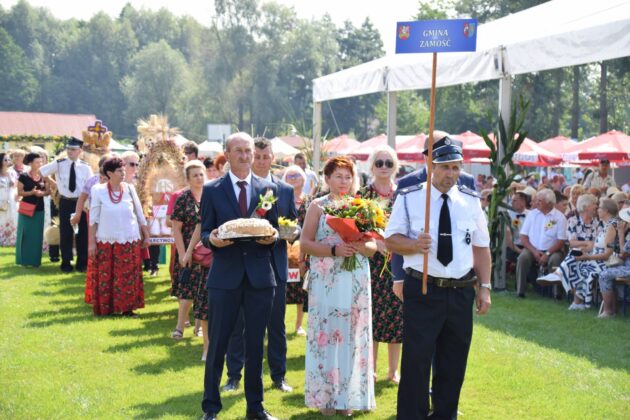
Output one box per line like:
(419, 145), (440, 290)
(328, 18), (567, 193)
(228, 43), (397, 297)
(301, 156), (376, 416)
(0, 153), (16, 246)
(171, 160), (210, 359)
(358, 145), (403, 384)
(282, 165), (309, 335)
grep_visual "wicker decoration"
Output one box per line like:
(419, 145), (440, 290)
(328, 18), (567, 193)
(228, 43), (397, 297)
(135, 115), (186, 216)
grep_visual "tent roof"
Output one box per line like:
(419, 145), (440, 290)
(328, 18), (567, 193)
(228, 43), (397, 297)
(0, 111), (98, 137)
(313, 0), (630, 102)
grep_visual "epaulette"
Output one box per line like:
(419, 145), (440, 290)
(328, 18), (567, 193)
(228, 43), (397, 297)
(458, 185), (480, 198)
(398, 183), (424, 195)
(56, 158), (66, 163)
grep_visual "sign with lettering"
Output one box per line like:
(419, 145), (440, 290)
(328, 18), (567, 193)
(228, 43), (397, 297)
(396, 19), (478, 54)
(287, 268), (301, 283)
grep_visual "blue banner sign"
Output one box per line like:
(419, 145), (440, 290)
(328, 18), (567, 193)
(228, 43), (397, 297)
(396, 19), (478, 54)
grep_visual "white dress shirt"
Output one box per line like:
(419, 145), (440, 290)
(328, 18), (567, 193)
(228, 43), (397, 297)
(89, 183), (147, 244)
(508, 209), (529, 246)
(519, 207), (568, 251)
(228, 170), (253, 209)
(385, 183), (490, 280)
(40, 158), (93, 198)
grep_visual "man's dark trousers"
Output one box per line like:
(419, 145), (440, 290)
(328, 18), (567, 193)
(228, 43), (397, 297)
(202, 275), (274, 414)
(397, 275), (475, 420)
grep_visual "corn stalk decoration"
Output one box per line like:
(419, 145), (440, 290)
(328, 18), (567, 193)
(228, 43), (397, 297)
(480, 97), (530, 287)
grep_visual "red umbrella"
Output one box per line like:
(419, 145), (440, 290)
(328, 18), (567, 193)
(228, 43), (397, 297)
(538, 135), (576, 155)
(453, 131), (491, 159)
(349, 134), (387, 160)
(322, 135), (360, 155)
(566, 130), (630, 161)
(396, 134), (426, 161)
(514, 137), (563, 166)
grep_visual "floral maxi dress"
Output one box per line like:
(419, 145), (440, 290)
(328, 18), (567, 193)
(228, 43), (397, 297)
(304, 196), (376, 411)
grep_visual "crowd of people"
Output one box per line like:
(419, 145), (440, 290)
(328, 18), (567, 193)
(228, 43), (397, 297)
(2, 131), (628, 419)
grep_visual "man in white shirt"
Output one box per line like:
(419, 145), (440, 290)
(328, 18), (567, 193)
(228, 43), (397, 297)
(516, 188), (568, 298)
(506, 191), (530, 263)
(40, 137), (93, 273)
(293, 153), (318, 196)
(384, 133), (491, 419)
(583, 159), (615, 192)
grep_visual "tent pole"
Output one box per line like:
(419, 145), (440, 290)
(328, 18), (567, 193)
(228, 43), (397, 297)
(495, 74), (512, 291)
(312, 101), (322, 174)
(387, 91), (397, 149)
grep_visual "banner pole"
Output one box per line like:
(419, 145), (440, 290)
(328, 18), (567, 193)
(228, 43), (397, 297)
(422, 52), (438, 295)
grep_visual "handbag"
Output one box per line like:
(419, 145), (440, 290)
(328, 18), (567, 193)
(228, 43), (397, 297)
(605, 253), (624, 268)
(192, 242), (212, 267)
(18, 201), (36, 217)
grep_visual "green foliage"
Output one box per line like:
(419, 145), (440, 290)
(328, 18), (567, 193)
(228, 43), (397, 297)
(480, 96), (529, 284)
(0, 27), (38, 109)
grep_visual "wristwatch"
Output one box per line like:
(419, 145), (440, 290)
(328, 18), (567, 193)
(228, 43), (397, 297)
(544, 251), (551, 256)
(479, 282), (492, 290)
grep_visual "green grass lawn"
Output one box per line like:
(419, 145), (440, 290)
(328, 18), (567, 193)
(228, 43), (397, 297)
(1, 245), (629, 419)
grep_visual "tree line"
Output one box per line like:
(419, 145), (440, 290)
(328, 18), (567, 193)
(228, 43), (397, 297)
(0, 0), (627, 143)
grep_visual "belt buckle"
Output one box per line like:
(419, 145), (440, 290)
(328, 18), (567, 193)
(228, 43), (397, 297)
(436, 278), (447, 287)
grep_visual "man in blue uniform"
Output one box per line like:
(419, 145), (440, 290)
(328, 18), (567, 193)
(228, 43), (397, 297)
(385, 133), (492, 419)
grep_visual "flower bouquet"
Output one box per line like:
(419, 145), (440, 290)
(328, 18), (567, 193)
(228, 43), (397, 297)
(255, 189), (278, 217)
(278, 216), (299, 240)
(322, 195), (388, 271)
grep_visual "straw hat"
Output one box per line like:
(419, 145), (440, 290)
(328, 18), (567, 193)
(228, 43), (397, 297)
(522, 186), (537, 197)
(619, 207), (630, 223)
(44, 225), (60, 245)
(607, 186), (620, 197)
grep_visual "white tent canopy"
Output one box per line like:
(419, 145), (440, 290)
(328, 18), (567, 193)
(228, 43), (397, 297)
(270, 137), (300, 159)
(313, 0), (630, 101)
(109, 138), (134, 152)
(198, 140), (223, 157)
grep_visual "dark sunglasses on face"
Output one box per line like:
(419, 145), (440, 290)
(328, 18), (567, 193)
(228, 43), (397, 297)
(375, 159), (394, 169)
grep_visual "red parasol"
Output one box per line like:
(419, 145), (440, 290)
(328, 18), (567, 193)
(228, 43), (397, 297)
(322, 135), (360, 155)
(565, 130), (630, 161)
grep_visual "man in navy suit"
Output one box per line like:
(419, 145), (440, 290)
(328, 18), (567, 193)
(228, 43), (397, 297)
(200, 133), (279, 420)
(391, 132), (476, 285)
(224, 137), (298, 393)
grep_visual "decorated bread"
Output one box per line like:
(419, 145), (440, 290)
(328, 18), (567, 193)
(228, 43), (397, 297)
(218, 218), (275, 239)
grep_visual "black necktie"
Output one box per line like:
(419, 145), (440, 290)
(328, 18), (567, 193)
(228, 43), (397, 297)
(237, 181), (248, 217)
(437, 193), (453, 266)
(69, 161), (76, 192)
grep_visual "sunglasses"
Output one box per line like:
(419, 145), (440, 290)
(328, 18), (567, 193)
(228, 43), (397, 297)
(375, 159), (394, 169)
(285, 173), (302, 180)
(127, 162), (139, 167)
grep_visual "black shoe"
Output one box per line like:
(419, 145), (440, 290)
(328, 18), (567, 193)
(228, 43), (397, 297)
(221, 378), (240, 392)
(122, 311), (139, 318)
(271, 378), (293, 393)
(76, 266), (87, 273)
(517, 293), (526, 299)
(50, 257), (60, 262)
(202, 412), (218, 420)
(245, 410), (277, 420)
(60, 264), (73, 273)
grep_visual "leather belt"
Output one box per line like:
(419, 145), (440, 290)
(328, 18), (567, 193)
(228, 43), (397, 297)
(405, 268), (477, 288)
(60, 196), (79, 201)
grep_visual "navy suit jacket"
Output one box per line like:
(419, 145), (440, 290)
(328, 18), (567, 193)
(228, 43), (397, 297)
(200, 174), (279, 289)
(390, 167), (476, 280)
(269, 175), (298, 284)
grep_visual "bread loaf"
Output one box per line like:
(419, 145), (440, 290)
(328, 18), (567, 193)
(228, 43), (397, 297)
(218, 218), (275, 239)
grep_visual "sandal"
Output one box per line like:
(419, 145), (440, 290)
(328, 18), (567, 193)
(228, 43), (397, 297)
(172, 329), (184, 340)
(184, 321), (191, 328)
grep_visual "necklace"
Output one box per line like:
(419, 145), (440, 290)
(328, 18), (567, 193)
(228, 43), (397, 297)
(373, 182), (394, 198)
(108, 182), (124, 204)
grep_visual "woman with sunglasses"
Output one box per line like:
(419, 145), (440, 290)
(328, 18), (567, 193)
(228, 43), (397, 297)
(358, 145), (403, 384)
(0, 152), (16, 246)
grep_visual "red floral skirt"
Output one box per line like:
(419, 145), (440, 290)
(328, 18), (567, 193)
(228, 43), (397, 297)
(89, 240), (144, 316)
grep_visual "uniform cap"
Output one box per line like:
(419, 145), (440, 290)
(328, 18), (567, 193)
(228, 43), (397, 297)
(66, 136), (84, 149)
(422, 135), (463, 163)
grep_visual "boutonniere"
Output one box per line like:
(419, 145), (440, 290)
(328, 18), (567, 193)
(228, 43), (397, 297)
(255, 189), (278, 217)
(512, 218), (521, 228)
(545, 220), (557, 230)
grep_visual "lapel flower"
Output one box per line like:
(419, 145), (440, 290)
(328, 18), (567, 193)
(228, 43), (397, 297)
(255, 189), (278, 217)
(545, 219), (557, 230)
(512, 218), (521, 228)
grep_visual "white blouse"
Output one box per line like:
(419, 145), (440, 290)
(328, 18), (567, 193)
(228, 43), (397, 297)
(89, 183), (147, 244)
